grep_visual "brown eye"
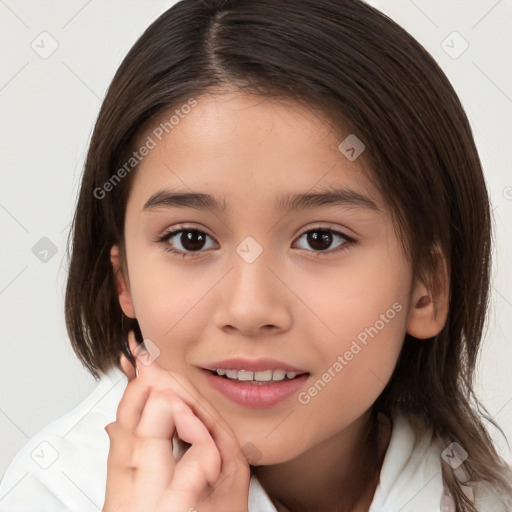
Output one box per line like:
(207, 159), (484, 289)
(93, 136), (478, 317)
(307, 230), (334, 251)
(294, 228), (352, 255)
(159, 228), (217, 257)
(177, 230), (207, 251)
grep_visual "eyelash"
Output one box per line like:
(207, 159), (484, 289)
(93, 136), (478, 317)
(156, 224), (356, 259)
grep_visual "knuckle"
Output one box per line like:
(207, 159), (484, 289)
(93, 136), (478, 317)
(104, 421), (118, 437)
(206, 454), (222, 478)
(148, 387), (184, 409)
(193, 442), (221, 479)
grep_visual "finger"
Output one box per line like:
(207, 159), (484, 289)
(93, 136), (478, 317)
(128, 348), (247, 476)
(115, 378), (152, 431)
(127, 338), (202, 413)
(104, 421), (136, 478)
(167, 399), (221, 492)
(125, 331), (227, 434)
(127, 330), (142, 376)
(135, 389), (180, 439)
(131, 435), (176, 502)
(173, 390), (249, 476)
(131, 393), (184, 501)
(120, 351), (137, 382)
(159, 372), (249, 475)
(126, 334), (248, 476)
(128, 331), (161, 375)
(199, 411), (251, 476)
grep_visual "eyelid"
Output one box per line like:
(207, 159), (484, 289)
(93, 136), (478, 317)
(295, 221), (353, 237)
(157, 223), (356, 257)
(157, 224), (219, 251)
(158, 222), (352, 242)
(296, 221), (358, 240)
(159, 223), (217, 241)
(292, 224), (355, 254)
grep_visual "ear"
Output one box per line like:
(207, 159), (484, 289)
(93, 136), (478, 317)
(406, 246), (450, 339)
(110, 245), (136, 319)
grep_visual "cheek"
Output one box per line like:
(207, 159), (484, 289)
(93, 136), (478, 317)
(291, 244), (411, 345)
(304, 301), (407, 402)
(126, 253), (216, 345)
(290, 304), (407, 458)
(292, 246), (411, 400)
(334, 304), (407, 396)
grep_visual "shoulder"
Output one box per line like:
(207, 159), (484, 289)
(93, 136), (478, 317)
(372, 409), (512, 512)
(440, 473), (512, 512)
(472, 476), (512, 511)
(370, 410), (449, 510)
(0, 366), (127, 512)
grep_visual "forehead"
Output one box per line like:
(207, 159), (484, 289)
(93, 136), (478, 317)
(139, 91), (344, 153)
(128, 91), (383, 213)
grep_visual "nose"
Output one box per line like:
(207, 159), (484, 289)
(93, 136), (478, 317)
(212, 246), (293, 337)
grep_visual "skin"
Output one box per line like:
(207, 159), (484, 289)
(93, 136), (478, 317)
(110, 90), (449, 512)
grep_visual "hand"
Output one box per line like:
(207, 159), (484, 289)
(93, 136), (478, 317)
(102, 331), (251, 512)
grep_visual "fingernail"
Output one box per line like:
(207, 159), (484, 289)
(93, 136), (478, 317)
(126, 331), (140, 376)
(121, 336), (135, 366)
(128, 330), (137, 351)
(132, 338), (161, 367)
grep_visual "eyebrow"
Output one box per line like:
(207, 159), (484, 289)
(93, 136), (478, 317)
(143, 190), (228, 213)
(276, 187), (381, 213)
(142, 187), (381, 214)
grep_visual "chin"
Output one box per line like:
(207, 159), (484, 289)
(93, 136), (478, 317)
(237, 439), (301, 466)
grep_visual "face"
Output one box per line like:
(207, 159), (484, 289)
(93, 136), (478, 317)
(113, 91), (420, 465)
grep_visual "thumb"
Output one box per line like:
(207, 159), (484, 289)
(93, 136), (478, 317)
(119, 333), (138, 381)
(119, 351), (137, 381)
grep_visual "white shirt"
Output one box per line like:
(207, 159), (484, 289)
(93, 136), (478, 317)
(0, 366), (508, 512)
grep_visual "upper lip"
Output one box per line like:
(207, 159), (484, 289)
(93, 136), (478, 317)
(201, 357), (309, 373)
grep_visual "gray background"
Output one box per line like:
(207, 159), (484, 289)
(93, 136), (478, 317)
(1, 0), (511, 480)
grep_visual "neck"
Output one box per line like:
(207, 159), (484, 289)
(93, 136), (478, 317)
(253, 409), (391, 512)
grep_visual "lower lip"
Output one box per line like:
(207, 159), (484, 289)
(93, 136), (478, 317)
(203, 370), (309, 409)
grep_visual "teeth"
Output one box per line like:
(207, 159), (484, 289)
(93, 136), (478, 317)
(215, 368), (302, 382)
(272, 369), (286, 381)
(255, 370), (273, 381)
(237, 370), (254, 381)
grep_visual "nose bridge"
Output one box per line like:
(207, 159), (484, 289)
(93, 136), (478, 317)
(236, 234), (266, 266)
(231, 234), (277, 300)
(213, 234), (292, 334)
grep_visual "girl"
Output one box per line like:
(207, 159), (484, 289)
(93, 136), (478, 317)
(1, 0), (511, 511)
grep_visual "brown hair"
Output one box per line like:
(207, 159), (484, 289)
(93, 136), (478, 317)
(64, 0), (512, 509)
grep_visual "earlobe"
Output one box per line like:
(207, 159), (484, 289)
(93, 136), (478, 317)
(110, 245), (136, 319)
(406, 247), (450, 340)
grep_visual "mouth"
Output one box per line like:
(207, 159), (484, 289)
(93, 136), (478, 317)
(202, 368), (310, 408)
(204, 368), (310, 384)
